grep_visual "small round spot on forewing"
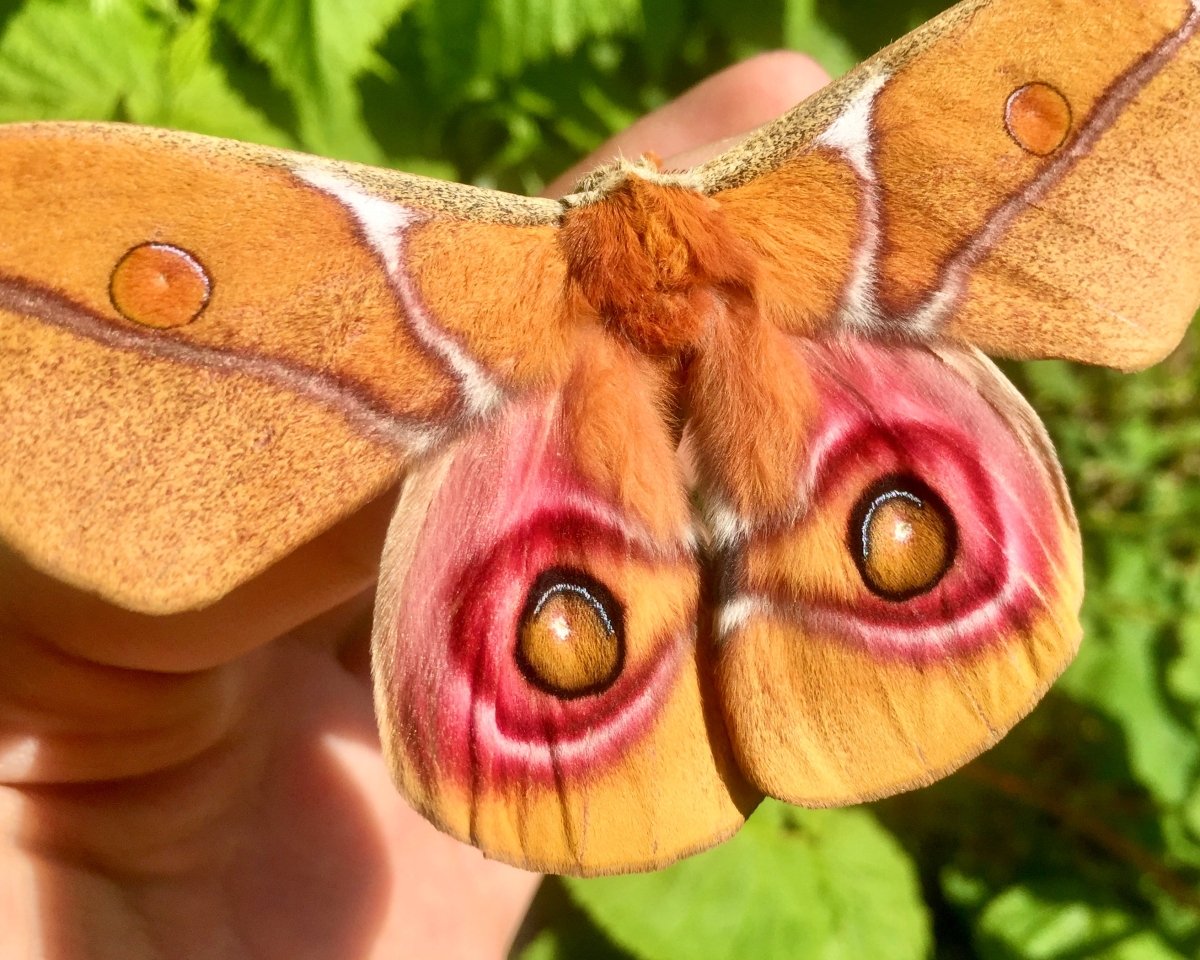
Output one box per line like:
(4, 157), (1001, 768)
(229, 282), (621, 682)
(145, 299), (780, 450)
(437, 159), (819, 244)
(1005, 82), (1072, 156)
(850, 475), (957, 601)
(110, 242), (211, 329)
(516, 568), (624, 699)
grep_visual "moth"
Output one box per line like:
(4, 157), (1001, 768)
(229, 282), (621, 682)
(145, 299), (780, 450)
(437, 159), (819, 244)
(1, 0), (1198, 876)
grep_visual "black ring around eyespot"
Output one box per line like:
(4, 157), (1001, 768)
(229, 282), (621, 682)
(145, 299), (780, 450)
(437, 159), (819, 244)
(514, 566), (626, 700)
(847, 473), (958, 602)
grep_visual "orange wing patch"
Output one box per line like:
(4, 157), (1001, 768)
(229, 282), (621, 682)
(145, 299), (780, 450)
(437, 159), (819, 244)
(949, 3), (1200, 368)
(872, 0), (1200, 367)
(0, 308), (403, 613)
(700, 0), (1200, 369)
(0, 123), (572, 611)
(405, 219), (572, 391)
(717, 148), (862, 335)
(0, 125), (457, 419)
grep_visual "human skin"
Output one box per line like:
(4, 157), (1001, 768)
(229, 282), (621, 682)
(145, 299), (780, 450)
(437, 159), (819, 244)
(0, 52), (828, 960)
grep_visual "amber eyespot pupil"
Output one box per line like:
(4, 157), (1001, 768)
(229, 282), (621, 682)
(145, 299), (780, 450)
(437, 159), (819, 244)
(851, 477), (956, 601)
(1005, 82), (1072, 156)
(110, 242), (211, 329)
(517, 570), (623, 698)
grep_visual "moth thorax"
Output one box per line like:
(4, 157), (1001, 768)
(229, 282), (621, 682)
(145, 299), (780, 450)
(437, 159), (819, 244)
(559, 162), (757, 356)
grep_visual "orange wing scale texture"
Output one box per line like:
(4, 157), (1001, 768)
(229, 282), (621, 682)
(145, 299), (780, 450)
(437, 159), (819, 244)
(0, 124), (566, 612)
(711, 0), (1200, 369)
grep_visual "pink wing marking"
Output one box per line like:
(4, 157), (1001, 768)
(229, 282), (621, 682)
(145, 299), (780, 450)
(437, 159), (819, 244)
(717, 337), (1070, 662)
(381, 393), (693, 788)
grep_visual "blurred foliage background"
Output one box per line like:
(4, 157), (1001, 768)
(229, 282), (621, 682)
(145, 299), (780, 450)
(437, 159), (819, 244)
(1, 0), (1197, 957)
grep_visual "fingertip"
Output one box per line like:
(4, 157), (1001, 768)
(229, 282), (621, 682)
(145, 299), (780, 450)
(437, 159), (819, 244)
(696, 51), (832, 126)
(655, 51), (832, 170)
(544, 51), (832, 197)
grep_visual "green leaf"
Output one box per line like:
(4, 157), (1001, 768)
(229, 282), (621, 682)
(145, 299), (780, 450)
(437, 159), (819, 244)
(148, 5), (292, 145)
(1169, 578), (1200, 712)
(1062, 534), (1199, 805)
(515, 930), (563, 960)
(218, 0), (412, 89)
(217, 0), (413, 159)
(494, 0), (642, 71)
(976, 884), (1189, 960)
(639, 0), (687, 76)
(410, 0), (488, 96)
(514, 924), (631, 960)
(783, 0), (857, 76)
(818, 0), (955, 58)
(564, 804), (930, 960)
(699, 0), (785, 54)
(0, 0), (165, 121)
(415, 0), (641, 95)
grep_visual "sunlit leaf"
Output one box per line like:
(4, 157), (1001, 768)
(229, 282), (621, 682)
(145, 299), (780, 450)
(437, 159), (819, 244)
(152, 6), (291, 145)
(565, 805), (930, 960)
(0, 0), (164, 121)
(217, 0), (413, 159)
(783, 0), (856, 75)
(976, 884), (1189, 960)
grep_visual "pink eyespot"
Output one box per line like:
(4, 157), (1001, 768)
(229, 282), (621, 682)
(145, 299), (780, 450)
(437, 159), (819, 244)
(739, 339), (1069, 661)
(440, 508), (681, 758)
(807, 421), (1016, 646)
(849, 473), (957, 601)
(515, 567), (625, 699)
(382, 400), (695, 789)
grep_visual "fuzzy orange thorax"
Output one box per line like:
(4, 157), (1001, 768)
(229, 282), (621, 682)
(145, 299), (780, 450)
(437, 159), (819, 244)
(559, 161), (758, 355)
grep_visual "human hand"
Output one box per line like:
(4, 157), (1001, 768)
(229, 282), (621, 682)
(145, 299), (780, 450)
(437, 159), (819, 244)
(0, 51), (828, 960)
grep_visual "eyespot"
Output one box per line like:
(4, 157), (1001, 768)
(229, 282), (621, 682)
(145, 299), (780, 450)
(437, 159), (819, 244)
(850, 475), (957, 601)
(517, 568), (624, 698)
(110, 242), (211, 328)
(1005, 82), (1072, 156)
